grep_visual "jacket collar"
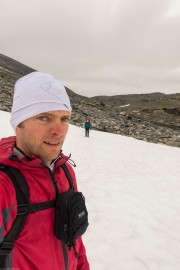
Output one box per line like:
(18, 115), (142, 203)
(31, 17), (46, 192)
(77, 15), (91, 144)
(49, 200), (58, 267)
(0, 136), (69, 169)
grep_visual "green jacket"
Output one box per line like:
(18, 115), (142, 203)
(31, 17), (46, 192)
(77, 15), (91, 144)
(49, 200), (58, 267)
(84, 122), (91, 129)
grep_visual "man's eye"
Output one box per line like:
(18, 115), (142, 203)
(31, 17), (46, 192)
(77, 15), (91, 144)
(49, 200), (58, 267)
(62, 117), (70, 123)
(37, 116), (48, 121)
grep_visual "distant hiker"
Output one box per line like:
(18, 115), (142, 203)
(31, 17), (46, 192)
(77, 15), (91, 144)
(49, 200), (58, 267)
(84, 118), (92, 137)
(0, 71), (90, 270)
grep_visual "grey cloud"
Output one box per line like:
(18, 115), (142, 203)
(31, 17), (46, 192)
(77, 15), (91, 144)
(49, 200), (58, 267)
(0, 0), (180, 96)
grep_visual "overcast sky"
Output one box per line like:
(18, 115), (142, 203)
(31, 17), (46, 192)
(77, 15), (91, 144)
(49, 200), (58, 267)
(1, 0), (180, 97)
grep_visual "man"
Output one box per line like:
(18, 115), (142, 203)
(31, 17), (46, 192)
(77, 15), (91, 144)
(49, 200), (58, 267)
(84, 118), (91, 137)
(0, 72), (90, 269)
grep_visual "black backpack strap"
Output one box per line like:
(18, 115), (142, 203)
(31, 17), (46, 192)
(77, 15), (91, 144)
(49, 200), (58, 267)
(0, 166), (55, 267)
(61, 163), (74, 190)
(0, 166), (29, 267)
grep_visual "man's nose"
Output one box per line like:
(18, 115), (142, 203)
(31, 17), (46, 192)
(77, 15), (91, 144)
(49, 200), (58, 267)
(50, 121), (64, 134)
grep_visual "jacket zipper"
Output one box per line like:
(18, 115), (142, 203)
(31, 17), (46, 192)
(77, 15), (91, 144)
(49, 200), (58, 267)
(48, 169), (69, 270)
(61, 241), (68, 270)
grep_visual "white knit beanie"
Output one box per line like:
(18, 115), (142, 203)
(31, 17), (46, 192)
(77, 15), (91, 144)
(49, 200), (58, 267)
(10, 71), (72, 129)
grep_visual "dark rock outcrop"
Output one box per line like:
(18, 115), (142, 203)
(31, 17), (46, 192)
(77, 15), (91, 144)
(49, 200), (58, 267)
(0, 54), (180, 147)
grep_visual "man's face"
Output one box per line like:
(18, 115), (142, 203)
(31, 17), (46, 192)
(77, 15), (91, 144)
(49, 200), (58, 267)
(16, 110), (71, 167)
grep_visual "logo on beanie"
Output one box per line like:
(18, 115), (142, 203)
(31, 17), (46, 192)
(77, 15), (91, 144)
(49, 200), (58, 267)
(40, 82), (65, 100)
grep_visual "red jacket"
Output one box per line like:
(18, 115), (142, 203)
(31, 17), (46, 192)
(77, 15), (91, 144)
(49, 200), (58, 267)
(0, 136), (90, 270)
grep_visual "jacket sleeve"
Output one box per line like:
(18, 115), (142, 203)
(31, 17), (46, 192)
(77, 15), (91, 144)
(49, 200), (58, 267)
(77, 237), (90, 270)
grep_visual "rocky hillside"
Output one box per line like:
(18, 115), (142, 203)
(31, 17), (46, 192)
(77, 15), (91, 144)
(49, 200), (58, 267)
(0, 54), (180, 147)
